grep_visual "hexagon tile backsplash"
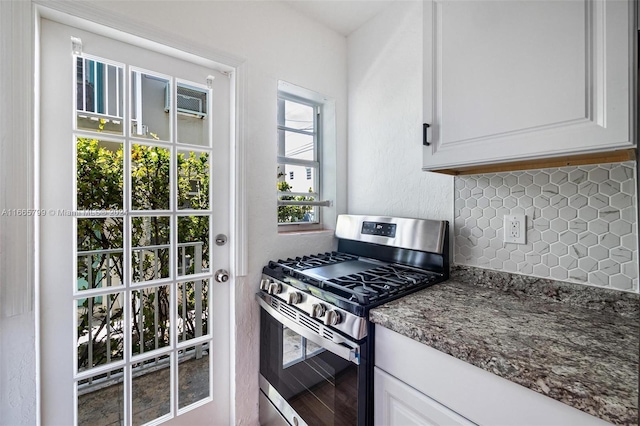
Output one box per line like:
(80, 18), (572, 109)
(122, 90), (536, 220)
(454, 161), (638, 291)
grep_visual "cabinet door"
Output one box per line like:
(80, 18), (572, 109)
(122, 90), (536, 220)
(374, 367), (476, 426)
(423, 0), (635, 171)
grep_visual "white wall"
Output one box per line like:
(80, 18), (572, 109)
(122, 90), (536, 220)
(0, 316), (36, 425)
(347, 1), (454, 223)
(348, 0), (639, 293)
(0, 1), (36, 424)
(0, 1), (347, 424)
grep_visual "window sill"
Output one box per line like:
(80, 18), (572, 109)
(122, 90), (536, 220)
(277, 227), (334, 236)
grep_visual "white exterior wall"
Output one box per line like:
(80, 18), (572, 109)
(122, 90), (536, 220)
(0, 1), (347, 424)
(347, 1), (454, 223)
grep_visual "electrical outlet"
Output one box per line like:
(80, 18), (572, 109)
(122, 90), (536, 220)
(504, 214), (526, 244)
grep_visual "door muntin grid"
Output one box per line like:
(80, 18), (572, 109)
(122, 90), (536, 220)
(73, 52), (214, 425)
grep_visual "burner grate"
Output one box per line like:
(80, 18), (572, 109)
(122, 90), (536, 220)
(264, 251), (444, 311)
(325, 265), (439, 305)
(276, 251), (358, 272)
(261, 215), (449, 317)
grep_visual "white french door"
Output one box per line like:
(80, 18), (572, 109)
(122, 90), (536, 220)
(39, 18), (231, 425)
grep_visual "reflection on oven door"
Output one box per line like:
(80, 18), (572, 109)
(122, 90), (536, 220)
(260, 308), (359, 425)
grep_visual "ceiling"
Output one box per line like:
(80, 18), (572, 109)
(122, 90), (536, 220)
(282, 1), (395, 36)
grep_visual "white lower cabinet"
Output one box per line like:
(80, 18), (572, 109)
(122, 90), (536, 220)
(374, 367), (475, 426)
(374, 325), (611, 426)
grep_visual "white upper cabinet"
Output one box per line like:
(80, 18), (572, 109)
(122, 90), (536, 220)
(423, 0), (636, 171)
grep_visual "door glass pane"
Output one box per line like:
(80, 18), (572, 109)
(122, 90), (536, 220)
(178, 216), (209, 276)
(77, 217), (124, 291)
(176, 83), (210, 147)
(178, 345), (210, 409)
(177, 151), (210, 210)
(76, 57), (124, 135)
(177, 279), (209, 343)
(76, 292), (125, 372)
(131, 216), (170, 282)
(131, 285), (171, 355)
(131, 144), (170, 211)
(77, 367), (124, 426)
(77, 138), (123, 210)
(132, 355), (171, 425)
(130, 70), (170, 141)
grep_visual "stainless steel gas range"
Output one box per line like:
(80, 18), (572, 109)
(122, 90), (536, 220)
(257, 214), (450, 426)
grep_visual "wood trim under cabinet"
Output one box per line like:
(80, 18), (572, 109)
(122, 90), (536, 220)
(431, 149), (637, 176)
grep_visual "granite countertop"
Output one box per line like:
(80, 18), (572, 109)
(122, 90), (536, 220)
(369, 266), (640, 425)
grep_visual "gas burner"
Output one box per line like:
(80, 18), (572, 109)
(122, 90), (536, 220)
(266, 252), (444, 310)
(352, 285), (377, 295)
(317, 265), (439, 305)
(330, 265), (437, 286)
(277, 252), (359, 272)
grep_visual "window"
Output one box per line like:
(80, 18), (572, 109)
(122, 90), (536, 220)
(75, 57), (124, 134)
(277, 91), (323, 225)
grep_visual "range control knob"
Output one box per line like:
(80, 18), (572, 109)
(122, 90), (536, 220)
(259, 278), (271, 291)
(287, 292), (302, 305)
(268, 282), (282, 295)
(310, 303), (326, 318)
(324, 310), (342, 326)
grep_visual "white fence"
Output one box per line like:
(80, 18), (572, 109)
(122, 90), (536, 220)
(77, 241), (208, 392)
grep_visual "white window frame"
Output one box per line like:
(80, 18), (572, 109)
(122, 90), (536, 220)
(277, 89), (330, 230)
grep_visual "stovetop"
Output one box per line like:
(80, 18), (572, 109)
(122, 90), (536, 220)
(259, 216), (450, 425)
(275, 251), (358, 270)
(263, 251), (445, 315)
(259, 215), (449, 341)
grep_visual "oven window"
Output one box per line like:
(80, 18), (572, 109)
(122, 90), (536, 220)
(260, 309), (359, 425)
(283, 327), (323, 367)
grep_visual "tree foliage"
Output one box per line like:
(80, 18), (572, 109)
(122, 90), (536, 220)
(76, 135), (210, 371)
(277, 175), (315, 224)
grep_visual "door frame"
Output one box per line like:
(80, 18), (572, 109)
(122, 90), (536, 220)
(32, 2), (247, 424)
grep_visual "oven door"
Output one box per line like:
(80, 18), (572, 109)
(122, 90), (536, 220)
(257, 293), (365, 426)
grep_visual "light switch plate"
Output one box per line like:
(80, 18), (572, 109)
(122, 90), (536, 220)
(504, 214), (526, 244)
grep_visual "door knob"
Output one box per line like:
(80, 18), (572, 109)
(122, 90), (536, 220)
(215, 269), (230, 283)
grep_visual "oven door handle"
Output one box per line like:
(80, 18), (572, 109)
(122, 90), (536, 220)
(257, 294), (361, 365)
